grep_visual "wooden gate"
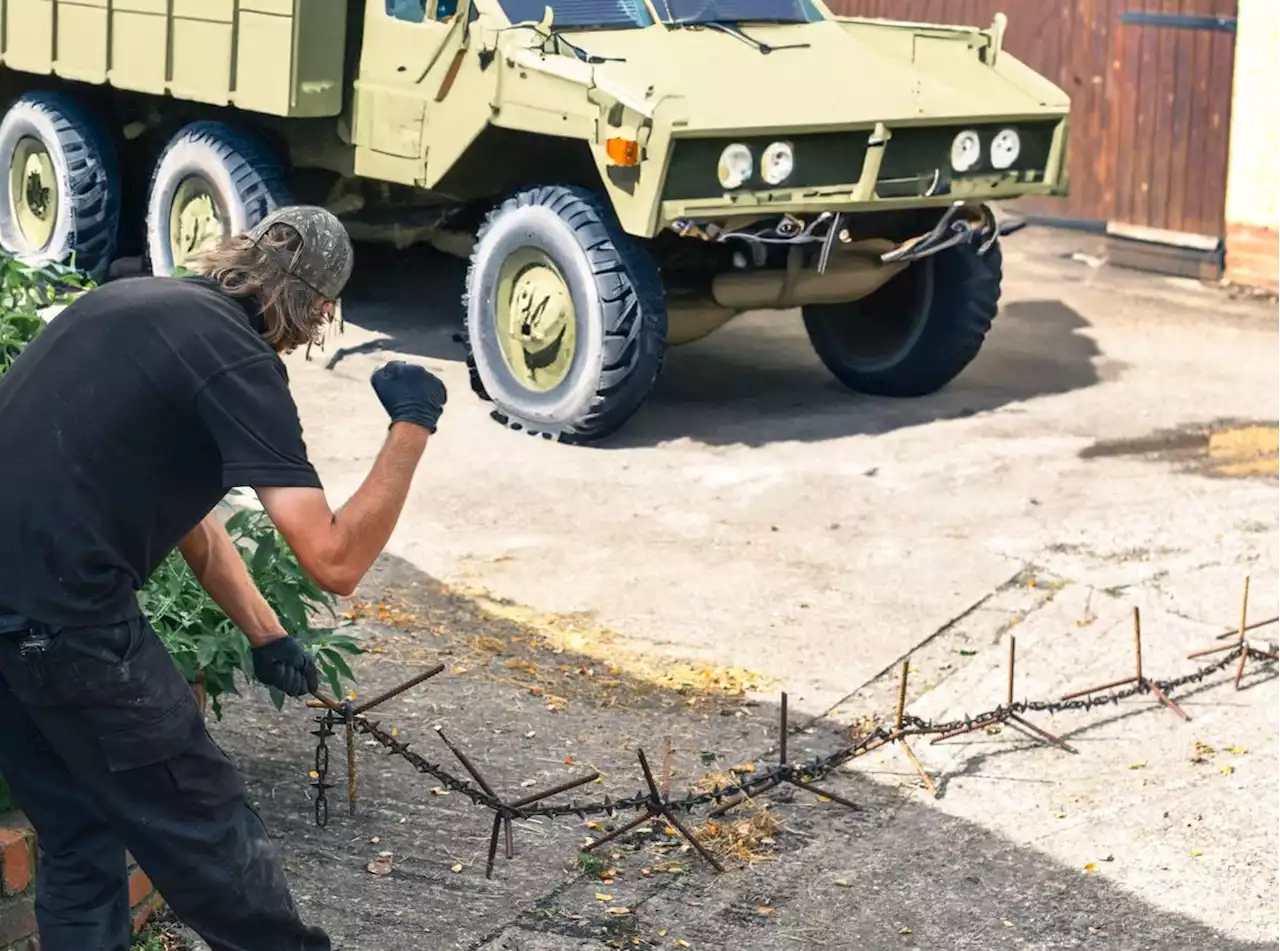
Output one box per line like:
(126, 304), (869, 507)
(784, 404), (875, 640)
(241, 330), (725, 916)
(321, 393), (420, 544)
(826, 0), (1239, 244)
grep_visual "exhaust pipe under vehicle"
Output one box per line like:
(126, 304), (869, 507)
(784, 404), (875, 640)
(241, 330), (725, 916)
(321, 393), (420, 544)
(708, 241), (908, 311)
(684, 201), (1017, 313)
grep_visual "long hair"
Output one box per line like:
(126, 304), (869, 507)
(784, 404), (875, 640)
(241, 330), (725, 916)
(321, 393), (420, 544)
(187, 223), (329, 352)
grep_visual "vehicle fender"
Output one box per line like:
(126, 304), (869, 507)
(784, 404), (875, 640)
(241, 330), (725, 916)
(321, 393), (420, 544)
(483, 41), (680, 237)
(585, 89), (686, 238)
(489, 45), (600, 140)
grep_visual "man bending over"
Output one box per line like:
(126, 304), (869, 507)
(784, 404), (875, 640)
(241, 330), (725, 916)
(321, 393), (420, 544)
(0, 206), (446, 950)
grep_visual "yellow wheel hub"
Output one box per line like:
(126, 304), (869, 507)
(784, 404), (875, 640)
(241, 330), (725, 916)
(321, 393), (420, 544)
(9, 137), (58, 251)
(495, 248), (576, 392)
(169, 176), (226, 270)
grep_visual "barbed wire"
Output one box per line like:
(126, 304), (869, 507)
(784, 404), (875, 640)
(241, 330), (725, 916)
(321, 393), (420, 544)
(307, 627), (1276, 878)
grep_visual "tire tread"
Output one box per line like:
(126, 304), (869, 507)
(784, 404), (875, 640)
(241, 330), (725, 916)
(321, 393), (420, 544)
(463, 185), (666, 444)
(145, 119), (292, 275)
(1, 91), (120, 281)
(803, 240), (1003, 398)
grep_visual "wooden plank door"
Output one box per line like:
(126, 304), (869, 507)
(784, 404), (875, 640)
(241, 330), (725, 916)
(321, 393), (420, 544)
(1108, 0), (1238, 240)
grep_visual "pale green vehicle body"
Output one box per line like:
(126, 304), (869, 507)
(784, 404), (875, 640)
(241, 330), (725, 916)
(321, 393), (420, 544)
(0, 0), (1070, 442)
(0, 0), (1069, 238)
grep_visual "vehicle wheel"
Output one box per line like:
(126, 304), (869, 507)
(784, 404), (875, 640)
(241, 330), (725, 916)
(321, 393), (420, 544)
(145, 120), (292, 276)
(0, 91), (120, 281)
(801, 239), (1002, 397)
(464, 185), (667, 443)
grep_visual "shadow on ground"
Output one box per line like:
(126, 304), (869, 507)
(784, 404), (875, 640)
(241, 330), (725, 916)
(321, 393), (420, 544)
(331, 242), (1109, 449)
(204, 554), (1264, 951)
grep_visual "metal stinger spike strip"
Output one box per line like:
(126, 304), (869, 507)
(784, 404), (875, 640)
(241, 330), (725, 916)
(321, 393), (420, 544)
(708, 691), (862, 818)
(300, 586), (1275, 877)
(433, 726), (602, 879)
(1188, 576), (1279, 689)
(582, 748), (725, 873)
(1060, 607), (1189, 720)
(931, 636), (1076, 754)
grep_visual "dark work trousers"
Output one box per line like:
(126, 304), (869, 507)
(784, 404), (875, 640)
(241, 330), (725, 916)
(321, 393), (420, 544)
(0, 612), (330, 951)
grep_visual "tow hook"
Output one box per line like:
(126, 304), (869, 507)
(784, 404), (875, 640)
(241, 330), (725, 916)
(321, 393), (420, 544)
(881, 201), (1019, 265)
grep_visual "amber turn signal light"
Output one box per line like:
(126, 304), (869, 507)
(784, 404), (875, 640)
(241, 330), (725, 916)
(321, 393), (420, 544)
(605, 137), (640, 166)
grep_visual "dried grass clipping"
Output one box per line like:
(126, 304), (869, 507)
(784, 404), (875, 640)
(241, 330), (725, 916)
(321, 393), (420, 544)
(691, 769), (782, 865)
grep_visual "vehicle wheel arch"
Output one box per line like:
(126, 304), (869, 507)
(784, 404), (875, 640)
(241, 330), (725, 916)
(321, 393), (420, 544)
(433, 126), (607, 202)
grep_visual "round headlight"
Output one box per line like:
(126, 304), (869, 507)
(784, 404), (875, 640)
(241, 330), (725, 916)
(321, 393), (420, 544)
(950, 129), (982, 173)
(990, 128), (1021, 170)
(760, 141), (794, 186)
(717, 143), (753, 190)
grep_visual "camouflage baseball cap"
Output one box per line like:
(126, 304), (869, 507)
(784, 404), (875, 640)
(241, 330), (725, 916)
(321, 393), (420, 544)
(247, 204), (354, 301)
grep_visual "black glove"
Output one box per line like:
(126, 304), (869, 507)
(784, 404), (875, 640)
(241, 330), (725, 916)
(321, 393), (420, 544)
(252, 636), (319, 697)
(370, 360), (448, 432)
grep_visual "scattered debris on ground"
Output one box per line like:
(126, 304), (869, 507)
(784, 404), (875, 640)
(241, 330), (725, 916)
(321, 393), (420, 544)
(332, 565), (774, 715)
(130, 911), (194, 951)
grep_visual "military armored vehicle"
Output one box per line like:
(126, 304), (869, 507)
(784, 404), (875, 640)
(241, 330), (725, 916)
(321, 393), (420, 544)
(0, 0), (1069, 443)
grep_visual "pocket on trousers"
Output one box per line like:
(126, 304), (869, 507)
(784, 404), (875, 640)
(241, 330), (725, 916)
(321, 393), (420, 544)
(50, 618), (206, 772)
(98, 695), (205, 772)
(159, 727), (247, 815)
(48, 616), (144, 707)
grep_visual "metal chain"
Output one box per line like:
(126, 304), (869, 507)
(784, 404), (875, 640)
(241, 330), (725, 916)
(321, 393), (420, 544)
(312, 644), (1267, 828)
(903, 648), (1243, 735)
(312, 716), (335, 828)
(356, 719), (501, 808)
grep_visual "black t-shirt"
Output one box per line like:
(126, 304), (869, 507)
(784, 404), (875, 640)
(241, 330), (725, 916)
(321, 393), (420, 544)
(0, 275), (322, 628)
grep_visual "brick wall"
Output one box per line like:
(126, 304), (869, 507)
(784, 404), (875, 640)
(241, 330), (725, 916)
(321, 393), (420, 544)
(1223, 0), (1279, 291)
(1, 812), (163, 951)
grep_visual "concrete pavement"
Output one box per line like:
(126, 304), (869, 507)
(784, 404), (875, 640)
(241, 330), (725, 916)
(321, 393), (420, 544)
(204, 226), (1280, 949)
(282, 226), (1276, 715)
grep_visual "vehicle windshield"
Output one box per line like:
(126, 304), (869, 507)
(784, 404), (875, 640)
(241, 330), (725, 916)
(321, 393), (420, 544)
(496, 0), (822, 30)
(659, 0), (823, 25)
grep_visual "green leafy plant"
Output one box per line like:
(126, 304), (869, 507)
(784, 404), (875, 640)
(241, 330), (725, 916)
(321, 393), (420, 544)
(0, 253), (92, 372)
(139, 502), (361, 719)
(0, 254), (87, 811)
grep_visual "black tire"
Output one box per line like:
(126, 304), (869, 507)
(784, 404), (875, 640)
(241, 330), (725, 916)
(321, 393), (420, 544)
(463, 185), (667, 443)
(0, 91), (120, 281)
(145, 120), (292, 276)
(802, 239), (1003, 397)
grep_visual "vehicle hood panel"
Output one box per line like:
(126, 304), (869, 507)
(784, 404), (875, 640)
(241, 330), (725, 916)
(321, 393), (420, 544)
(564, 21), (1068, 133)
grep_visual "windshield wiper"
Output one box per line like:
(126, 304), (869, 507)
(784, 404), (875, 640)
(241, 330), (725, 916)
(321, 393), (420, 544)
(692, 20), (809, 54)
(539, 29), (626, 63)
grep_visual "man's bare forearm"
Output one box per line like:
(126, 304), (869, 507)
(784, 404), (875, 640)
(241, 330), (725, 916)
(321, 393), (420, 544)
(325, 422), (429, 586)
(178, 513), (287, 647)
(257, 359), (444, 596)
(256, 423), (429, 596)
